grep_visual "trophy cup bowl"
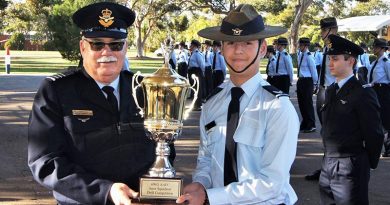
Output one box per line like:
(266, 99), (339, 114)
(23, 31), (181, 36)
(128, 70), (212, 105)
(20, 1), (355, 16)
(132, 39), (198, 201)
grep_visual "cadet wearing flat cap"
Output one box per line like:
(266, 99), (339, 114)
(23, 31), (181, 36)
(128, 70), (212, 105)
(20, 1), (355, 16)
(203, 40), (214, 98)
(177, 4), (299, 205)
(272, 37), (294, 94)
(305, 16), (339, 181)
(319, 34), (384, 205)
(28, 2), (157, 205)
(313, 42), (323, 78)
(297, 37), (318, 133)
(211, 40), (227, 88)
(369, 38), (390, 157)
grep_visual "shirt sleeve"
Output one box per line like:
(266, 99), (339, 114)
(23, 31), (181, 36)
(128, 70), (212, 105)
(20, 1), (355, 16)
(28, 80), (113, 204)
(192, 111), (213, 188)
(308, 55), (318, 83)
(206, 97), (299, 204)
(284, 54), (294, 83)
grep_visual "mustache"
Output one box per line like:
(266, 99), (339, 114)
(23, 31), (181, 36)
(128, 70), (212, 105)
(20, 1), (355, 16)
(97, 56), (118, 63)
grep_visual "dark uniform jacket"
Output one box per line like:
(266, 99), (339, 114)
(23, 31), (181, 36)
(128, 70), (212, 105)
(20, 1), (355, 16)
(28, 68), (155, 205)
(321, 76), (384, 169)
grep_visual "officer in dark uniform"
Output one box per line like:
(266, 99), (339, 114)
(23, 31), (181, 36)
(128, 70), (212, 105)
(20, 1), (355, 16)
(319, 34), (384, 205)
(367, 38), (390, 157)
(305, 17), (338, 181)
(28, 2), (158, 204)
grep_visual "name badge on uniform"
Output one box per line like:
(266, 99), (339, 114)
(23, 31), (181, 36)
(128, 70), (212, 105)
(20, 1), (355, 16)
(72, 110), (93, 122)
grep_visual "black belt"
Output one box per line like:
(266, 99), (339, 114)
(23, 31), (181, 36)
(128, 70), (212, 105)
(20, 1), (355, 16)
(373, 83), (389, 87)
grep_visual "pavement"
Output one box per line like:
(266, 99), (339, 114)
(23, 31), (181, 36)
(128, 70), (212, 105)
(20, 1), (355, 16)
(0, 73), (389, 205)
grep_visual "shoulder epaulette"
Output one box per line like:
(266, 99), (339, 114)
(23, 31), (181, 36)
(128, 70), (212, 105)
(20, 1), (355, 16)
(271, 58), (275, 61)
(262, 85), (289, 98)
(46, 67), (80, 81)
(206, 87), (223, 101)
(307, 52), (311, 55)
(284, 52), (288, 56)
(383, 58), (388, 62)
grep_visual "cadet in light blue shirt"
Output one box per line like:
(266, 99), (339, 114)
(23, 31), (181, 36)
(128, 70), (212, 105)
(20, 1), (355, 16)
(265, 45), (277, 83)
(203, 40), (214, 97)
(312, 42), (323, 76)
(211, 41), (227, 88)
(177, 4), (298, 205)
(274, 37), (294, 94)
(177, 41), (189, 78)
(188, 39), (206, 110)
(356, 43), (371, 82)
(297, 37), (318, 133)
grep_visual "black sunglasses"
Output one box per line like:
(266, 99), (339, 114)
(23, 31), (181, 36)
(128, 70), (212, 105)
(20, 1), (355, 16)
(83, 39), (125, 51)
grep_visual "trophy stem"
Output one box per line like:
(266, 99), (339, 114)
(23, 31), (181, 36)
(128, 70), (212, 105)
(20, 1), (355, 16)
(148, 140), (176, 178)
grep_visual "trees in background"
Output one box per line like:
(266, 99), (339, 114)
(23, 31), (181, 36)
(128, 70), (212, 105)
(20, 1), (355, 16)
(0, 0), (389, 60)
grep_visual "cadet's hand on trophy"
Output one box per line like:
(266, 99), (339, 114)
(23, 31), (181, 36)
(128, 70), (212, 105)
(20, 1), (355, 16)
(109, 183), (139, 205)
(176, 182), (206, 205)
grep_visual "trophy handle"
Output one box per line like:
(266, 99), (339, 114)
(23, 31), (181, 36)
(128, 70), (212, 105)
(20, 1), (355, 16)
(132, 71), (144, 117)
(183, 74), (199, 119)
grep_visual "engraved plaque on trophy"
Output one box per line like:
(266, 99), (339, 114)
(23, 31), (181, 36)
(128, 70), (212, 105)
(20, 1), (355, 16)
(132, 38), (198, 201)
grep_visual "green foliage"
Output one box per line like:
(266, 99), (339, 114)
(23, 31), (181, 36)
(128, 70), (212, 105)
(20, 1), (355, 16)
(47, 0), (105, 61)
(0, 0), (8, 11)
(249, 0), (287, 15)
(4, 33), (25, 50)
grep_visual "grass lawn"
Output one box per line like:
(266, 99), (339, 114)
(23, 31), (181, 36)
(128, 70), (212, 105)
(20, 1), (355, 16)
(0, 49), (269, 74)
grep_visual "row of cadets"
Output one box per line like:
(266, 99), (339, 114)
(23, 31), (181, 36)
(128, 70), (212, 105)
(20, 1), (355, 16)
(367, 38), (390, 157)
(203, 40), (214, 98)
(268, 37), (294, 94)
(188, 39), (205, 111)
(297, 37), (318, 133)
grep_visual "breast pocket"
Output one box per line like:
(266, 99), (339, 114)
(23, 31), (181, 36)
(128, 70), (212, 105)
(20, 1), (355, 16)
(235, 115), (265, 148)
(63, 115), (112, 153)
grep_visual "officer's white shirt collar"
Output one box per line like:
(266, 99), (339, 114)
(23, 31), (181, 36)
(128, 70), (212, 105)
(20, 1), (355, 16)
(95, 75), (120, 103)
(336, 74), (354, 89)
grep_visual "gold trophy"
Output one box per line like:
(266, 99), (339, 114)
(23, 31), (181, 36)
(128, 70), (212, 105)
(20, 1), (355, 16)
(132, 38), (198, 201)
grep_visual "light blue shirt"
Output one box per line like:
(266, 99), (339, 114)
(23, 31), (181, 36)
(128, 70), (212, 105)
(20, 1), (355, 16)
(275, 49), (294, 83)
(356, 52), (371, 69)
(177, 49), (188, 64)
(204, 48), (213, 67)
(312, 49), (323, 66)
(188, 49), (205, 72)
(368, 54), (390, 84)
(212, 50), (227, 76)
(321, 46), (336, 86)
(266, 55), (277, 76)
(194, 73), (299, 205)
(95, 76), (120, 109)
(298, 50), (318, 83)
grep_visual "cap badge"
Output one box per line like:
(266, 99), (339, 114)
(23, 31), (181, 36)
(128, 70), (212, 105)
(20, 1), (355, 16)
(232, 28), (243, 36)
(99, 8), (114, 28)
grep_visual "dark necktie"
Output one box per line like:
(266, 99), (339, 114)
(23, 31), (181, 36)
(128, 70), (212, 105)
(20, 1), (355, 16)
(297, 52), (305, 78)
(102, 86), (119, 122)
(275, 53), (281, 73)
(266, 59), (271, 75)
(320, 47), (328, 86)
(224, 87), (244, 186)
(212, 52), (217, 70)
(205, 51), (208, 63)
(368, 60), (378, 83)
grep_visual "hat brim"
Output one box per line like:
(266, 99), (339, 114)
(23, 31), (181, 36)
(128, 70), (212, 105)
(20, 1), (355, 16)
(83, 31), (127, 39)
(198, 25), (287, 42)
